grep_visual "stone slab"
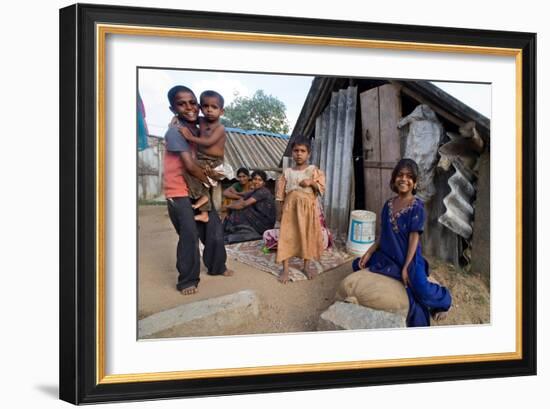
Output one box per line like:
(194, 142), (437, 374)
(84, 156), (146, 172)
(139, 290), (260, 338)
(317, 301), (406, 331)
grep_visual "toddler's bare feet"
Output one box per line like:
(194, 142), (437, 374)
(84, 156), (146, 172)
(223, 269), (234, 277)
(180, 286), (198, 295)
(305, 268), (318, 280)
(303, 261), (317, 280)
(194, 212), (209, 223)
(193, 196), (209, 210)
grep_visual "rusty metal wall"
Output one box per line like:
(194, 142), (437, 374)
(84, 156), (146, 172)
(312, 86), (357, 240)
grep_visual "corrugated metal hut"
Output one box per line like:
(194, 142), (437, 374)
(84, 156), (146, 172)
(283, 77), (490, 279)
(216, 128), (289, 209)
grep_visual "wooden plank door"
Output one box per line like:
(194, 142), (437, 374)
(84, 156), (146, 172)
(360, 84), (402, 228)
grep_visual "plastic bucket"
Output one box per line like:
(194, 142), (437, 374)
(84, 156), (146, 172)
(346, 210), (376, 255)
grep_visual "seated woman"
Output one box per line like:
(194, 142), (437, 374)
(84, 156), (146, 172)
(223, 167), (251, 201)
(223, 170), (276, 244)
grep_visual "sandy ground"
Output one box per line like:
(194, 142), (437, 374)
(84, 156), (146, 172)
(138, 205), (490, 337)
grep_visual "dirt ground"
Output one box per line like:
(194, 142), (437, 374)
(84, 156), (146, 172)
(138, 205), (490, 337)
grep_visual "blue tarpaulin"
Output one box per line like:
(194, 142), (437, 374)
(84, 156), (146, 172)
(137, 93), (149, 151)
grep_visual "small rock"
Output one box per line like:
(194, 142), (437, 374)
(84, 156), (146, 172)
(317, 302), (406, 331)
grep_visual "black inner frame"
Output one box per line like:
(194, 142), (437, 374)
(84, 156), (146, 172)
(59, 3), (536, 404)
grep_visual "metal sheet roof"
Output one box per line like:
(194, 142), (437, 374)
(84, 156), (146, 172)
(150, 128), (289, 180)
(224, 128), (289, 180)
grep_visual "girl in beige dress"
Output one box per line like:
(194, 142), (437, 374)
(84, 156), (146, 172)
(276, 139), (326, 283)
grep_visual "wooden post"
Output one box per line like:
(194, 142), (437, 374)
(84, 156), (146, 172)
(360, 88), (382, 216)
(378, 84), (402, 203)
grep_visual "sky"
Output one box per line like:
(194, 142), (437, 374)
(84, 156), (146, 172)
(431, 81), (491, 120)
(138, 68), (314, 137)
(138, 68), (491, 138)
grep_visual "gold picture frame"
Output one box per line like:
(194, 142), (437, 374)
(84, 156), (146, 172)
(60, 3), (536, 404)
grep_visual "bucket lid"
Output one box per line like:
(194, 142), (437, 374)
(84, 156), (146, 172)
(349, 210), (376, 221)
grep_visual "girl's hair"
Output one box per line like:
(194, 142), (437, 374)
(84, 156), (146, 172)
(291, 137), (311, 153)
(167, 85), (196, 106)
(251, 170), (268, 182)
(390, 158), (419, 195)
(236, 167), (250, 177)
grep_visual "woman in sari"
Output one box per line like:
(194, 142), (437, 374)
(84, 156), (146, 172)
(223, 170), (276, 244)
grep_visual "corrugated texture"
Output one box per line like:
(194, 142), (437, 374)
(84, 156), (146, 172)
(312, 86), (357, 240)
(138, 136), (163, 200)
(286, 77), (348, 158)
(438, 123), (485, 240)
(224, 128), (289, 180)
(438, 159), (476, 239)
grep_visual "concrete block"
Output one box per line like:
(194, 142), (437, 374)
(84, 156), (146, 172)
(139, 290), (260, 338)
(317, 301), (406, 331)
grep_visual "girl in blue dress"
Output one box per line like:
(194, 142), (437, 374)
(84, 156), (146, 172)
(352, 158), (452, 327)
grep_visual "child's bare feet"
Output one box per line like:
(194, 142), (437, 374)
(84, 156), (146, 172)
(180, 286), (198, 295)
(194, 212), (209, 223)
(433, 310), (449, 321)
(279, 260), (290, 284)
(278, 270), (290, 284)
(303, 260), (317, 280)
(223, 269), (234, 277)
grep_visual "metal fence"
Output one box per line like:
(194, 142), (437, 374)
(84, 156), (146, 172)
(311, 86), (357, 240)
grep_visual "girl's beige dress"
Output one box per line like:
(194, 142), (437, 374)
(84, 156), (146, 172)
(275, 165), (325, 263)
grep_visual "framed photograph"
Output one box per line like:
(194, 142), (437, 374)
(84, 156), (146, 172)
(59, 3), (536, 404)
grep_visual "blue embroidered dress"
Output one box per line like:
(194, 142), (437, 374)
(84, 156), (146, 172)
(352, 197), (452, 327)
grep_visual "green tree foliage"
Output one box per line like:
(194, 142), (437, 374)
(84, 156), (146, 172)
(222, 90), (290, 134)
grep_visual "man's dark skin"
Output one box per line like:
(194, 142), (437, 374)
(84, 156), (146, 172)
(166, 89), (234, 294)
(169, 91), (209, 183)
